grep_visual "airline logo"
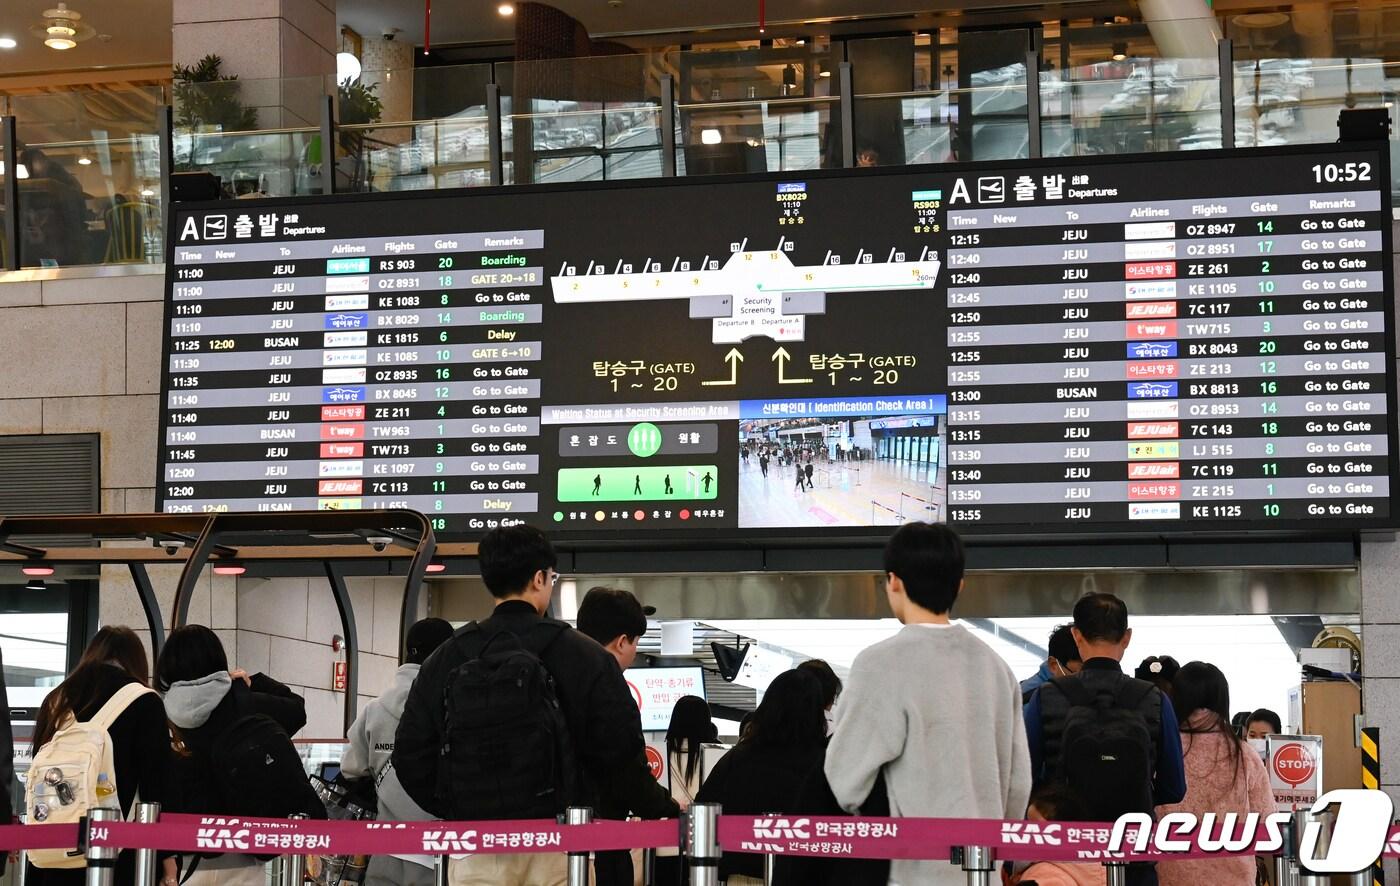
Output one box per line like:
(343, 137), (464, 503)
(321, 404), (365, 421)
(319, 479), (364, 496)
(1126, 361), (1178, 379)
(1128, 341), (1178, 359)
(320, 442), (364, 458)
(325, 294), (370, 311)
(1127, 422), (1180, 439)
(318, 460), (364, 477)
(323, 368), (367, 384)
(322, 386), (365, 403)
(1129, 382), (1178, 400)
(325, 313), (368, 330)
(1128, 399), (1179, 418)
(318, 498), (363, 510)
(1129, 461), (1181, 479)
(1126, 281), (1177, 300)
(320, 423), (365, 440)
(324, 331), (368, 348)
(1127, 320), (1177, 339)
(1125, 261), (1177, 280)
(1129, 482), (1181, 499)
(1129, 441), (1181, 459)
(1129, 502), (1182, 520)
(1126, 301), (1177, 318)
(1124, 221), (1176, 241)
(323, 349), (367, 367)
(1124, 241), (1177, 261)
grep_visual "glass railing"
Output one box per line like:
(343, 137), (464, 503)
(1041, 56), (1222, 155)
(9, 85), (166, 268)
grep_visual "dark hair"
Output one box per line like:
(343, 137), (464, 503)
(883, 522), (965, 615)
(405, 617), (455, 666)
(740, 669), (826, 750)
(478, 524), (557, 598)
(797, 659), (842, 709)
(666, 695), (717, 785)
(576, 587), (648, 646)
(1072, 592), (1128, 644)
(156, 624), (230, 691)
(1172, 661), (1244, 781)
(1048, 624), (1080, 667)
(1028, 783), (1092, 822)
(1135, 655), (1181, 695)
(1248, 708), (1282, 734)
(34, 626), (150, 749)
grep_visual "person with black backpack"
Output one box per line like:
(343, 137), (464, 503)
(157, 625), (325, 886)
(393, 525), (648, 886)
(1024, 593), (1187, 886)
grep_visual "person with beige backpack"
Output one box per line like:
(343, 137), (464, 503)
(24, 627), (177, 886)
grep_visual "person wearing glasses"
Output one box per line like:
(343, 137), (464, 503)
(394, 525), (649, 886)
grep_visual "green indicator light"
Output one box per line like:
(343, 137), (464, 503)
(627, 422), (663, 458)
(557, 466), (718, 502)
(553, 511), (564, 522)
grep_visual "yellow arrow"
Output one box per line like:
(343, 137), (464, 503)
(701, 348), (744, 386)
(772, 346), (813, 384)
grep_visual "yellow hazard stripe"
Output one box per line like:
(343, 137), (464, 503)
(1363, 732), (1380, 758)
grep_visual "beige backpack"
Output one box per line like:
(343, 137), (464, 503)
(25, 682), (154, 868)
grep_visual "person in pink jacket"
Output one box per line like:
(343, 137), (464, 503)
(1155, 662), (1276, 886)
(1013, 786), (1107, 886)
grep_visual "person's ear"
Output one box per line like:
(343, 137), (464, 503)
(1122, 627), (1133, 649)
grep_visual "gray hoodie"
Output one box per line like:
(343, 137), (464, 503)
(164, 671), (233, 730)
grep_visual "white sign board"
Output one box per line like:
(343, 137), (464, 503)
(626, 666), (706, 732)
(1267, 733), (1324, 810)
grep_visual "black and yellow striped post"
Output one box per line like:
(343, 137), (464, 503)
(1363, 726), (1384, 886)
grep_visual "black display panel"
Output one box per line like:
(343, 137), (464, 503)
(158, 145), (1397, 542)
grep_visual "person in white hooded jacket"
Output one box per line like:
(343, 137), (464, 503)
(341, 618), (455, 886)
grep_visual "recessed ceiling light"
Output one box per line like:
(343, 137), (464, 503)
(77, 156), (92, 165)
(21, 565), (54, 576)
(0, 37), (17, 49)
(139, 187), (154, 196)
(497, 3), (514, 14)
(212, 563), (246, 576)
(701, 128), (722, 145)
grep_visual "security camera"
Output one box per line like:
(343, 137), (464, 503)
(382, 28), (399, 40)
(366, 535), (392, 552)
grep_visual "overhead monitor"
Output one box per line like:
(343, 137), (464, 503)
(159, 145), (1395, 541)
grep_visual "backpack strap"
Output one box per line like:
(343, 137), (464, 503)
(87, 682), (155, 731)
(1115, 679), (1157, 712)
(1051, 675), (1095, 709)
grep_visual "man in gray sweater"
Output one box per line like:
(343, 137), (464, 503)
(826, 522), (1032, 886)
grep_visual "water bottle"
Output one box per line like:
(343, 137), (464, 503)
(94, 772), (118, 809)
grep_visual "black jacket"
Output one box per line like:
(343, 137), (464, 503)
(1, 648), (12, 873)
(695, 740), (826, 879)
(394, 600), (646, 816)
(772, 764), (890, 886)
(29, 665), (172, 886)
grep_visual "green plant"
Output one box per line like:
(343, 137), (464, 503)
(174, 54), (258, 132)
(337, 79), (384, 153)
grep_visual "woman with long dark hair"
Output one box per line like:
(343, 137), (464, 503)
(696, 669), (829, 884)
(1155, 662), (1275, 886)
(654, 695), (717, 884)
(27, 627), (175, 886)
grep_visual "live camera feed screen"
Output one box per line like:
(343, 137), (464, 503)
(160, 146), (1397, 541)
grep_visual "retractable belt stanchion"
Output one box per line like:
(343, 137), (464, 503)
(435, 854), (450, 886)
(1103, 861), (1129, 886)
(763, 850), (775, 886)
(278, 813), (308, 886)
(84, 807), (123, 886)
(132, 803), (161, 886)
(961, 845), (995, 886)
(1275, 814), (1300, 886)
(566, 807), (593, 886)
(1295, 809), (1331, 886)
(641, 848), (656, 886)
(15, 814), (29, 886)
(685, 803), (721, 886)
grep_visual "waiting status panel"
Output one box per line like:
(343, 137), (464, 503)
(158, 146), (1396, 540)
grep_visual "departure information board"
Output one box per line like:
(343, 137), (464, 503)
(159, 146), (1396, 541)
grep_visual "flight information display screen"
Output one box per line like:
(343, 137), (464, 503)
(158, 146), (1396, 541)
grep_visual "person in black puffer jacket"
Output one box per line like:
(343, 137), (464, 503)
(157, 625), (310, 886)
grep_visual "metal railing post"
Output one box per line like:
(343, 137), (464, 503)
(685, 803), (721, 886)
(319, 93), (336, 195)
(486, 82), (504, 186)
(2, 114), (19, 271)
(838, 61), (855, 168)
(1026, 50), (1042, 158)
(659, 74), (676, 178)
(15, 813), (29, 886)
(1103, 861), (1129, 886)
(566, 806), (593, 886)
(764, 849), (776, 885)
(1218, 38), (1236, 149)
(961, 845), (994, 886)
(84, 806), (123, 886)
(641, 848), (656, 886)
(132, 802), (162, 886)
(279, 813), (308, 886)
(435, 854), (450, 886)
(1295, 808), (1332, 886)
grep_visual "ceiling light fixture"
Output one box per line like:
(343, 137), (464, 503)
(0, 37), (17, 49)
(24, 578), (47, 591)
(77, 156), (92, 165)
(701, 128), (722, 145)
(498, 3), (514, 14)
(212, 563), (246, 576)
(1111, 42), (1128, 61)
(21, 565), (55, 577)
(33, 3), (94, 50)
(336, 52), (361, 86)
(139, 187), (153, 196)
(425, 561), (447, 573)
(0, 162), (31, 179)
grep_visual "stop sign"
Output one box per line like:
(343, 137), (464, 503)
(1272, 742), (1316, 787)
(645, 745), (664, 780)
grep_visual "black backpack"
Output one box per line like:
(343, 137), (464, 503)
(1054, 677), (1156, 821)
(205, 686), (326, 821)
(436, 622), (576, 821)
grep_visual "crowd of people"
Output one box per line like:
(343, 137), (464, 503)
(2, 521), (1289, 886)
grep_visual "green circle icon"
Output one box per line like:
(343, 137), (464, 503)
(628, 422), (663, 458)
